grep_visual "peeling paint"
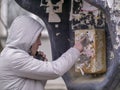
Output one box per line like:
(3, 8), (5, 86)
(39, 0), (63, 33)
(114, 44), (120, 49)
(114, 0), (120, 11)
(115, 36), (120, 49)
(56, 33), (61, 36)
(55, 24), (59, 28)
(75, 29), (106, 74)
(109, 51), (114, 59)
(116, 22), (120, 35)
(105, 0), (120, 50)
(106, 0), (114, 8)
(71, 0), (105, 30)
(48, 13), (61, 22)
(40, 0), (64, 23)
(106, 0), (120, 10)
(116, 36), (120, 42)
(114, 21), (120, 49)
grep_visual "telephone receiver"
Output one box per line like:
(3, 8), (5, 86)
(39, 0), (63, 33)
(34, 51), (45, 61)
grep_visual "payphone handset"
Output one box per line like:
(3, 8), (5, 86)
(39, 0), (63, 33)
(34, 51), (46, 61)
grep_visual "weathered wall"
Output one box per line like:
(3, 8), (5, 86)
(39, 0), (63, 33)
(15, 0), (120, 90)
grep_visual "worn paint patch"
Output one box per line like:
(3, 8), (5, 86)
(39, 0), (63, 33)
(105, 0), (120, 50)
(40, 0), (64, 23)
(113, 20), (120, 50)
(56, 32), (61, 36)
(75, 29), (106, 74)
(114, 44), (120, 49)
(109, 51), (115, 60)
(106, 0), (114, 8)
(114, 0), (120, 11)
(116, 21), (120, 35)
(70, 0), (105, 30)
(114, 31), (120, 50)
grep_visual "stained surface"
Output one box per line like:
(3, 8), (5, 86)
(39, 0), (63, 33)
(74, 29), (106, 74)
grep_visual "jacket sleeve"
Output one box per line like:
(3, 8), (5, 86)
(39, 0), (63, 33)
(11, 47), (80, 80)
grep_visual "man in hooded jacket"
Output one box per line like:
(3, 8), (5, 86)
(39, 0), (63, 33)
(0, 15), (84, 90)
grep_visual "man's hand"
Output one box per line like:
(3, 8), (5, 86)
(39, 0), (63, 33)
(35, 51), (48, 61)
(74, 36), (86, 53)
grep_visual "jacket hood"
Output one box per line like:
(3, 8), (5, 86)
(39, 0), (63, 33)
(6, 15), (44, 52)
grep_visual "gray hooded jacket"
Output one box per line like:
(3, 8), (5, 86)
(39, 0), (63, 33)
(0, 16), (80, 90)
